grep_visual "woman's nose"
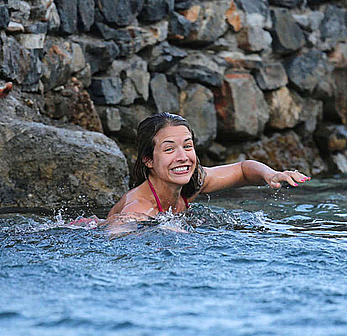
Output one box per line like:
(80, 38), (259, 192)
(175, 147), (188, 161)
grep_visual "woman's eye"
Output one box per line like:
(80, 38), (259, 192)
(184, 144), (193, 149)
(164, 147), (174, 152)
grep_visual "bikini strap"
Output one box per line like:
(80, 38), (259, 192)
(147, 179), (190, 212)
(147, 178), (164, 212)
(182, 196), (189, 209)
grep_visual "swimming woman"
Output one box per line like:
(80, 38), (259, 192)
(107, 112), (310, 221)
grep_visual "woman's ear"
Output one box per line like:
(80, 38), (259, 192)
(142, 157), (153, 169)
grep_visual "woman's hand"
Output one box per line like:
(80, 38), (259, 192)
(265, 170), (311, 189)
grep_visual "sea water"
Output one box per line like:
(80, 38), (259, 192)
(0, 177), (346, 336)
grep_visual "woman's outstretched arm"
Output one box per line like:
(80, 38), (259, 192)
(200, 160), (310, 194)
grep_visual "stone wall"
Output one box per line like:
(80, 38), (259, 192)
(0, 0), (346, 209)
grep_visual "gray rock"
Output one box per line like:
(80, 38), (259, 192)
(254, 62), (288, 90)
(43, 78), (103, 132)
(96, 106), (122, 134)
(236, 0), (271, 29)
(320, 5), (347, 50)
(6, 21), (25, 33)
(265, 87), (303, 130)
(293, 11), (324, 32)
(146, 41), (187, 72)
(218, 51), (262, 71)
(55, 0), (78, 34)
(285, 49), (330, 94)
(88, 77), (123, 105)
(109, 55), (150, 105)
(244, 131), (326, 176)
(180, 83), (217, 149)
(315, 124), (347, 153)
(210, 31), (239, 52)
(96, 0), (144, 27)
(325, 67), (347, 126)
(7, 0), (31, 22)
(207, 142), (227, 161)
(215, 73), (269, 141)
(299, 97), (323, 134)
(271, 8), (305, 54)
(22, 51), (43, 92)
(18, 33), (46, 49)
(70, 42), (86, 74)
(73, 37), (119, 74)
(94, 22), (119, 40)
(237, 26), (272, 52)
(44, 0), (61, 32)
(41, 37), (73, 91)
(0, 117), (129, 209)
(0, 5), (10, 29)
(168, 11), (195, 39)
(75, 63), (92, 88)
(24, 22), (48, 34)
(176, 52), (225, 87)
(112, 22), (168, 57)
(116, 104), (154, 143)
(174, 0), (192, 10)
(269, 0), (304, 8)
(150, 73), (179, 113)
(77, 0), (94, 32)
(0, 32), (41, 91)
(168, 1), (229, 45)
(139, 0), (174, 23)
(332, 151), (347, 173)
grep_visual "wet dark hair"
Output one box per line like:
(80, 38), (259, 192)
(133, 112), (205, 198)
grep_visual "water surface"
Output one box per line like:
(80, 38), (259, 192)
(1, 177), (346, 336)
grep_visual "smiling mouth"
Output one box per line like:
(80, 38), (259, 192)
(171, 166), (190, 173)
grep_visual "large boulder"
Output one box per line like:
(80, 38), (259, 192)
(71, 36), (119, 75)
(179, 83), (217, 149)
(108, 55), (150, 105)
(269, 0), (304, 8)
(0, 117), (129, 209)
(139, 0), (174, 23)
(95, 0), (144, 27)
(175, 52), (226, 87)
(54, 0), (78, 34)
(319, 5), (347, 51)
(242, 131), (327, 176)
(254, 62), (288, 90)
(271, 8), (305, 54)
(265, 86), (323, 132)
(0, 32), (42, 92)
(214, 72), (269, 141)
(111, 21), (168, 57)
(115, 104), (154, 143)
(44, 78), (103, 132)
(0, 4), (10, 29)
(146, 41), (187, 72)
(150, 73), (179, 113)
(168, 1), (231, 45)
(77, 0), (95, 32)
(284, 49), (332, 94)
(235, 0), (271, 29)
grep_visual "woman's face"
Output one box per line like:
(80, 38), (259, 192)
(146, 125), (197, 186)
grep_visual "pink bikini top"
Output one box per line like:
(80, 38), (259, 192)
(147, 179), (189, 213)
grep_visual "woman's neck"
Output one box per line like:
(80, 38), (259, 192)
(147, 176), (182, 212)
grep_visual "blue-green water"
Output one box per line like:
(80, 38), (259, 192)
(0, 177), (346, 336)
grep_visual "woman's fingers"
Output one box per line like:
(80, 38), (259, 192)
(269, 170), (311, 188)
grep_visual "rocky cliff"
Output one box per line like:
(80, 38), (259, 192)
(0, 0), (346, 210)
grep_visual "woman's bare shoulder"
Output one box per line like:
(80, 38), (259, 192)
(108, 185), (156, 218)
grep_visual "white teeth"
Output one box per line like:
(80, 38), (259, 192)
(172, 166), (188, 172)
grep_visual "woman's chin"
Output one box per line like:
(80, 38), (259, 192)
(170, 172), (193, 185)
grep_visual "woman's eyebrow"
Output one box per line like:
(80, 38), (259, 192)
(160, 136), (193, 146)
